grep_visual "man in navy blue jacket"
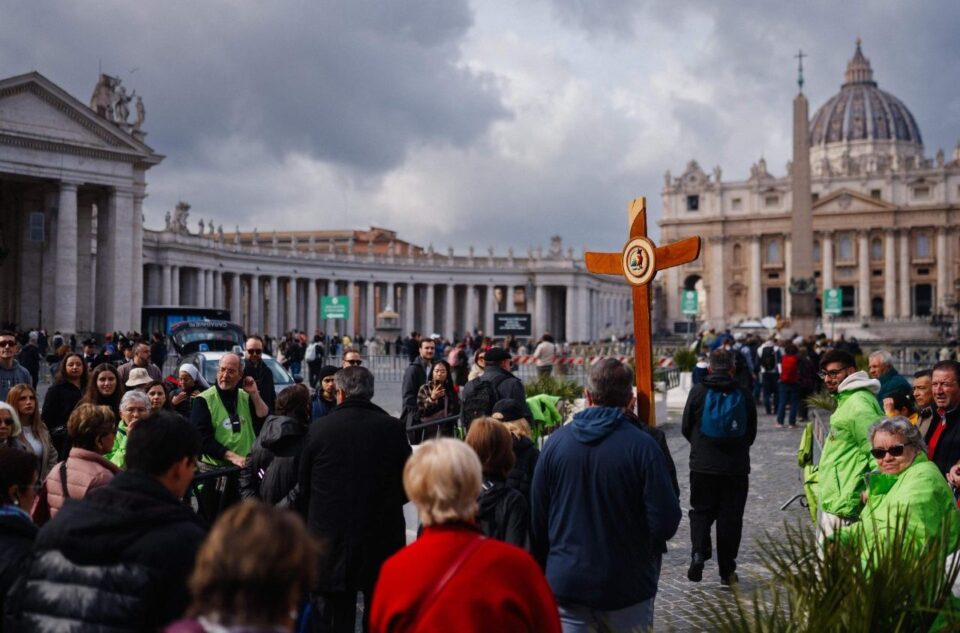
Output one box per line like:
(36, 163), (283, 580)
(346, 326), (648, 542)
(531, 358), (681, 632)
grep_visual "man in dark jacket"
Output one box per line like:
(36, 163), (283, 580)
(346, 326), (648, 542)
(7, 412), (206, 631)
(531, 358), (681, 632)
(0, 448), (38, 621)
(298, 366), (411, 633)
(460, 347), (531, 424)
(928, 361), (960, 478)
(869, 350), (912, 404)
(681, 348), (758, 585)
(243, 335), (276, 414)
(400, 338), (434, 441)
(311, 365), (339, 420)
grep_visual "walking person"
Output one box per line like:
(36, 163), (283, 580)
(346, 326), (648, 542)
(757, 336), (780, 415)
(776, 342), (800, 428)
(297, 366), (411, 633)
(532, 333), (557, 377)
(681, 349), (758, 585)
(531, 358), (681, 632)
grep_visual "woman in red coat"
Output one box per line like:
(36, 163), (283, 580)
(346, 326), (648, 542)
(370, 438), (561, 633)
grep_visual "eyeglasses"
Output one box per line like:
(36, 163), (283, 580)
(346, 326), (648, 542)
(818, 368), (849, 380)
(246, 349), (263, 355)
(870, 444), (906, 459)
(0, 341), (16, 348)
(345, 359), (362, 366)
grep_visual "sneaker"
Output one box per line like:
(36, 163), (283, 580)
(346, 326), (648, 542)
(721, 572), (738, 586)
(775, 423), (785, 428)
(687, 555), (705, 582)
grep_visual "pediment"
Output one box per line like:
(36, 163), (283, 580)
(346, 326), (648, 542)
(813, 188), (895, 213)
(0, 72), (160, 163)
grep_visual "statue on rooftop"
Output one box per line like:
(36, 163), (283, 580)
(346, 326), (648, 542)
(171, 201), (190, 234)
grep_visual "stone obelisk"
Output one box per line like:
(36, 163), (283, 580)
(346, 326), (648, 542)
(789, 50), (816, 336)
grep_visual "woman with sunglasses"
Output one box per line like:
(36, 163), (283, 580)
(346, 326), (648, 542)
(0, 402), (29, 452)
(41, 352), (88, 459)
(7, 384), (58, 480)
(835, 416), (960, 563)
(0, 447), (40, 618)
(467, 349), (486, 382)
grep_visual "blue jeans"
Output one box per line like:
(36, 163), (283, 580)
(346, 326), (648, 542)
(558, 599), (654, 633)
(762, 372), (779, 414)
(777, 382), (799, 425)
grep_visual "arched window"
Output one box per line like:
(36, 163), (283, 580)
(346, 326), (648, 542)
(733, 243), (743, 266)
(871, 238), (883, 261)
(838, 236), (853, 261)
(765, 239), (781, 264)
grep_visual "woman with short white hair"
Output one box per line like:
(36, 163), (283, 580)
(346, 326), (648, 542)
(370, 438), (561, 633)
(106, 390), (151, 469)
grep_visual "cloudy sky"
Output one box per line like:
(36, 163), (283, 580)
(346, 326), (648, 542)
(3, 1), (959, 254)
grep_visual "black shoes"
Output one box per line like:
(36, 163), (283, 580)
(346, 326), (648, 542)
(687, 554), (705, 582)
(721, 572), (738, 586)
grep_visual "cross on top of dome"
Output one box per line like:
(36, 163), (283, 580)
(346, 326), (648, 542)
(844, 38), (875, 86)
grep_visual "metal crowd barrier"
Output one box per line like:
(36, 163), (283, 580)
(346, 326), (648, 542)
(189, 465), (243, 523)
(780, 409), (830, 511)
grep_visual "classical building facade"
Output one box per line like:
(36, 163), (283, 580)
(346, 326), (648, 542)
(659, 42), (960, 335)
(0, 72), (632, 342)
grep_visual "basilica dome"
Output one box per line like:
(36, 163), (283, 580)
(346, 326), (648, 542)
(809, 40), (923, 174)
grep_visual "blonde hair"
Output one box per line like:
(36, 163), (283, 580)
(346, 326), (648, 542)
(66, 403), (116, 450)
(404, 438), (481, 527)
(0, 401), (22, 438)
(188, 501), (320, 626)
(491, 413), (532, 440)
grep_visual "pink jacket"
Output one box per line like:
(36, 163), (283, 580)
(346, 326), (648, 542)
(42, 447), (120, 519)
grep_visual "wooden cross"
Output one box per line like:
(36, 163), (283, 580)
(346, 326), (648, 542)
(585, 197), (701, 426)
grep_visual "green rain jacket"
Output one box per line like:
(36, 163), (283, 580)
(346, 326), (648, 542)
(818, 371), (883, 518)
(105, 421), (129, 469)
(837, 453), (960, 563)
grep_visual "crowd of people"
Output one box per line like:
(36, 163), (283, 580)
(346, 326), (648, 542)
(2, 318), (960, 631)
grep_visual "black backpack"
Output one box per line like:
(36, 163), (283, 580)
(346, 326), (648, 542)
(760, 346), (776, 371)
(462, 374), (508, 424)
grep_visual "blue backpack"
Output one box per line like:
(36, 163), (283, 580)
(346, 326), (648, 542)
(700, 389), (747, 439)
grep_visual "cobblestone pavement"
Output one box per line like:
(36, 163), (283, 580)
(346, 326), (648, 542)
(656, 409), (811, 632)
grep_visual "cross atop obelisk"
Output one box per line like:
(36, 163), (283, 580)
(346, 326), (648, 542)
(585, 197), (701, 426)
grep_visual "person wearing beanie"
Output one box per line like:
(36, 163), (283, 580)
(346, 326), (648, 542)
(311, 366), (339, 420)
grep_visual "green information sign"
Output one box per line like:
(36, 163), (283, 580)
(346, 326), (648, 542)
(823, 287), (843, 315)
(321, 295), (350, 320)
(681, 290), (699, 315)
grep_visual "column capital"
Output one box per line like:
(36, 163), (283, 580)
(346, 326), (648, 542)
(59, 180), (82, 190)
(883, 227), (897, 236)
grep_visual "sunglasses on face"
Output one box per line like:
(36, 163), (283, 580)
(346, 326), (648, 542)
(871, 444), (906, 459)
(0, 341), (16, 348)
(246, 349), (263, 355)
(345, 359), (362, 366)
(0, 418), (13, 426)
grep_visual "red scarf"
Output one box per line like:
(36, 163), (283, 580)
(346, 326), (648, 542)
(928, 408), (948, 458)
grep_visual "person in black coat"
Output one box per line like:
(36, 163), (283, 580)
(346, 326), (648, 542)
(240, 384), (311, 507)
(466, 418), (529, 550)
(41, 352), (88, 458)
(491, 399), (540, 501)
(681, 349), (758, 585)
(243, 336), (276, 414)
(0, 448), (39, 621)
(297, 366), (411, 633)
(459, 348), (531, 425)
(5, 412), (207, 632)
(400, 338), (434, 442)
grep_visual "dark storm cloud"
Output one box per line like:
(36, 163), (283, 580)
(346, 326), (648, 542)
(0, 0), (508, 173)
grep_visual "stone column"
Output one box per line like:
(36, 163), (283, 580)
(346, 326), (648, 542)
(575, 284), (589, 342)
(564, 284), (576, 343)
(858, 231), (870, 319)
(131, 195), (145, 331)
(207, 270), (216, 308)
(54, 181), (79, 334)
(708, 237), (726, 327)
(249, 275), (261, 335)
(171, 266), (180, 307)
(464, 284), (477, 335)
(268, 275), (279, 338)
(285, 278), (297, 333)
(821, 232), (834, 291)
(401, 283), (413, 335)
(161, 265), (172, 305)
(385, 283), (396, 312)
(194, 269), (205, 307)
(346, 280), (356, 336)
(307, 279), (318, 336)
(749, 236), (762, 317)
(484, 285), (496, 336)
(937, 228), (950, 311)
(213, 271), (223, 309)
(445, 284), (455, 338)
(365, 281), (375, 338)
(230, 273), (241, 323)
(534, 284), (546, 338)
(76, 203), (94, 332)
(425, 283), (436, 336)
(94, 189), (134, 332)
(884, 229), (896, 319)
(899, 230), (911, 317)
